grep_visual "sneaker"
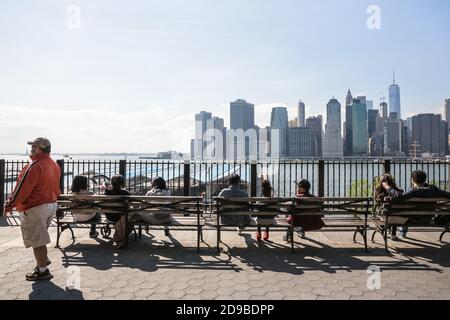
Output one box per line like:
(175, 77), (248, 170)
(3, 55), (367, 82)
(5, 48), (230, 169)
(255, 232), (262, 241)
(297, 228), (306, 238)
(89, 230), (99, 238)
(263, 231), (269, 241)
(237, 227), (244, 236)
(26, 267), (53, 281)
(164, 228), (170, 237)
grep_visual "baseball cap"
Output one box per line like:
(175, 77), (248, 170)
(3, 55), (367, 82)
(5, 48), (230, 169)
(27, 137), (51, 149)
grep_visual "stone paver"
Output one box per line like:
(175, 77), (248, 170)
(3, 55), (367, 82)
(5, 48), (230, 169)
(0, 224), (449, 300)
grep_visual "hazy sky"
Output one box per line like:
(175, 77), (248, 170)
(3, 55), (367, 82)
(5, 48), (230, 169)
(1, 0), (449, 153)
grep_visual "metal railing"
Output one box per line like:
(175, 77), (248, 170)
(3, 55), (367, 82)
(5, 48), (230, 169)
(2, 158), (450, 215)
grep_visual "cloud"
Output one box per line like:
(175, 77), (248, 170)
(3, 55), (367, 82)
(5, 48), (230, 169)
(0, 105), (193, 153)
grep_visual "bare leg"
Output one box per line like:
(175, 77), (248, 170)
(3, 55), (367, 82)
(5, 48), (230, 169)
(33, 246), (47, 268)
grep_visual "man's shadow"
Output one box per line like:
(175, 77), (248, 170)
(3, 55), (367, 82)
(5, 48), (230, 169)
(29, 281), (84, 300)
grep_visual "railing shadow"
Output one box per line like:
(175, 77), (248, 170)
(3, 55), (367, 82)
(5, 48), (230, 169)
(59, 234), (242, 273)
(220, 234), (450, 274)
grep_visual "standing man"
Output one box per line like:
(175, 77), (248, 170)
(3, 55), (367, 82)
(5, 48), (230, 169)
(3, 138), (61, 281)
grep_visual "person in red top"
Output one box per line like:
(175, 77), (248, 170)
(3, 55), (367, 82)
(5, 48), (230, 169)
(3, 138), (61, 281)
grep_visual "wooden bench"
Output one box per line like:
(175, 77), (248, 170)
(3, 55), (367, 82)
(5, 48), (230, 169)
(287, 197), (371, 253)
(56, 195), (205, 251)
(372, 197), (450, 251)
(211, 197), (291, 252)
(128, 196), (205, 252)
(212, 197), (371, 253)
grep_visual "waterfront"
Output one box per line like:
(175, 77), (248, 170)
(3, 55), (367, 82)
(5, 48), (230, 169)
(2, 156), (449, 202)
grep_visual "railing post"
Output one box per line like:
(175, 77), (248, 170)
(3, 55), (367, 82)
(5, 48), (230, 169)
(250, 161), (257, 197)
(56, 159), (65, 194)
(447, 164), (450, 191)
(0, 160), (5, 217)
(119, 159), (126, 177)
(318, 160), (325, 197)
(183, 160), (190, 196)
(383, 159), (391, 174)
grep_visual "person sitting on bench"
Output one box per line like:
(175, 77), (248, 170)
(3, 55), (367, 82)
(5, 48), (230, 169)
(143, 177), (172, 236)
(254, 179), (276, 241)
(382, 170), (450, 238)
(375, 173), (404, 240)
(283, 179), (324, 242)
(218, 174), (251, 235)
(104, 175), (130, 248)
(70, 175), (100, 238)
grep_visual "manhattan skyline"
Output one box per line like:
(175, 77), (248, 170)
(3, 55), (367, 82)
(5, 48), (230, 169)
(1, 0), (449, 153)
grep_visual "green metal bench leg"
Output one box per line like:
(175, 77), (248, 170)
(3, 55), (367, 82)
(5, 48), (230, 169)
(133, 227), (138, 241)
(216, 226), (221, 253)
(197, 227), (200, 253)
(439, 227), (449, 242)
(371, 229), (378, 242)
(56, 222), (61, 248)
(363, 227), (368, 253)
(383, 226), (389, 252)
(352, 229), (358, 243)
(290, 227), (294, 254)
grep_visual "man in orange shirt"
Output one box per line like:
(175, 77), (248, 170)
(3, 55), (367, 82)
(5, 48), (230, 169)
(3, 138), (61, 281)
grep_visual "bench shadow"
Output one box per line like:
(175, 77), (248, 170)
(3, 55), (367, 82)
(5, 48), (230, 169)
(221, 234), (450, 274)
(58, 233), (242, 273)
(29, 281), (84, 300)
(1, 215), (21, 227)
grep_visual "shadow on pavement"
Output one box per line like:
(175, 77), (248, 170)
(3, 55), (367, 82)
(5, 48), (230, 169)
(30, 281), (84, 300)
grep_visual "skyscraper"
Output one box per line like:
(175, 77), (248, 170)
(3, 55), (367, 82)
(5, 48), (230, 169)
(366, 100), (374, 110)
(444, 99), (450, 151)
(288, 127), (313, 157)
(357, 96), (367, 106)
(389, 70), (401, 120)
(205, 116), (226, 159)
(344, 104), (353, 156)
(368, 109), (379, 138)
(230, 99), (255, 131)
(323, 98), (343, 158)
(270, 107), (289, 157)
(444, 99), (450, 129)
(386, 118), (406, 155)
(298, 100), (306, 127)
(351, 99), (368, 155)
(194, 111), (212, 159)
(346, 89), (353, 106)
(306, 116), (323, 157)
(229, 99), (255, 159)
(380, 101), (388, 119)
(412, 114), (448, 156)
(289, 118), (298, 127)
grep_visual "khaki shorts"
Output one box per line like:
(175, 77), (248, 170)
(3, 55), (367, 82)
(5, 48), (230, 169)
(20, 202), (57, 249)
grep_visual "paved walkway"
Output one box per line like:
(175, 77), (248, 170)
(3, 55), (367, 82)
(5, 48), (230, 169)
(0, 218), (449, 300)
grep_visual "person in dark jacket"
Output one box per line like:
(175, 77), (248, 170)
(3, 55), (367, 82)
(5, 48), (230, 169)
(382, 170), (450, 237)
(283, 179), (324, 242)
